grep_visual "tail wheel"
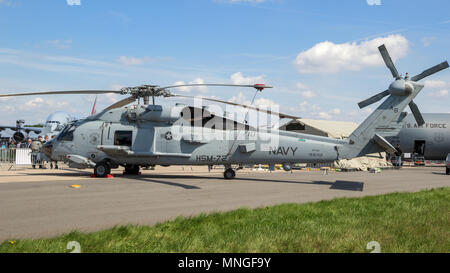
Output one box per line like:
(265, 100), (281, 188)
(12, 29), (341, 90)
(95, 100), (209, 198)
(224, 168), (236, 180)
(94, 162), (111, 178)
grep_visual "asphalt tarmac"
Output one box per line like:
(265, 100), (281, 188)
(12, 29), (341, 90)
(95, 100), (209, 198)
(0, 166), (448, 241)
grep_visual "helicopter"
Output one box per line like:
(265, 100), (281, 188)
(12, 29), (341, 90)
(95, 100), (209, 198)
(0, 44), (448, 179)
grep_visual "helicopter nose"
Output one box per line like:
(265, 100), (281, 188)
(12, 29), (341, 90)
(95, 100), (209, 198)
(42, 141), (53, 158)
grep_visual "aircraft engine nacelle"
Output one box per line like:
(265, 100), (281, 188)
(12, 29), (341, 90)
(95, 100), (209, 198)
(388, 79), (414, 96)
(13, 132), (26, 143)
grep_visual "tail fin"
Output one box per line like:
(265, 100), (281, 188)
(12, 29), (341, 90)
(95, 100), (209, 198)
(91, 95), (97, 116)
(337, 44), (448, 159)
(338, 82), (423, 159)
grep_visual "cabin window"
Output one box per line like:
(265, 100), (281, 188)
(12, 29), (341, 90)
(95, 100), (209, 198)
(114, 131), (132, 146)
(286, 122), (305, 131)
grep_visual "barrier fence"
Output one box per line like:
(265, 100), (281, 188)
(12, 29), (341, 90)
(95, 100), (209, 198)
(0, 148), (32, 165)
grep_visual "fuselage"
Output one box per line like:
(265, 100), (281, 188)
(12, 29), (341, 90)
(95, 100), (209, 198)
(39, 111), (80, 138)
(387, 113), (450, 160)
(46, 105), (344, 167)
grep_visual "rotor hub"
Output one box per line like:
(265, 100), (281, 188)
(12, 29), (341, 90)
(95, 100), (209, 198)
(388, 79), (413, 96)
(120, 85), (173, 100)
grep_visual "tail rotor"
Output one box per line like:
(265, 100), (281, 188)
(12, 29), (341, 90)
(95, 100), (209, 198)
(357, 44), (449, 127)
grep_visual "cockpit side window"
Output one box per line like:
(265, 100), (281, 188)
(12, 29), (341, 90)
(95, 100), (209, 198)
(114, 131), (132, 146)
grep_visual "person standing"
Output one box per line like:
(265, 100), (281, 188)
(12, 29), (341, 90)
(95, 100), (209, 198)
(26, 138), (37, 169)
(50, 135), (59, 169)
(44, 135), (57, 169)
(37, 136), (45, 169)
(8, 140), (15, 149)
(395, 144), (403, 168)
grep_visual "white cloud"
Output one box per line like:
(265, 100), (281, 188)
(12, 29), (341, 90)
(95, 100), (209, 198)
(24, 97), (44, 108)
(47, 39), (72, 49)
(21, 97), (69, 110)
(366, 0), (381, 6)
(330, 108), (341, 115)
(421, 36), (436, 47)
(229, 91), (250, 104)
(117, 56), (153, 66)
(428, 89), (448, 98)
(296, 82), (308, 90)
(318, 112), (332, 119)
(0, 0), (14, 7)
(253, 97), (278, 108)
(424, 80), (447, 89)
(66, 0), (81, 6)
(299, 101), (309, 112)
(171, 78), (208, 93)
(295, 82), (317, 98)
(300, 90), (316, 98)
(230, 72), (265, 85)
(104, 93), (121, 104)
(294, 34), (409, 73)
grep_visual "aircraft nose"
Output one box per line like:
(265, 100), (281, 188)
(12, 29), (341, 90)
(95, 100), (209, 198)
(42, 142), (53, 158)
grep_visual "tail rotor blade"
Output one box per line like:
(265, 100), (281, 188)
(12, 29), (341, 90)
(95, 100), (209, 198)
(358, 90), (390, 109)
(409, 100), (425, 127)
(379, 44), (400, 79)
(411, 61), (449, 82)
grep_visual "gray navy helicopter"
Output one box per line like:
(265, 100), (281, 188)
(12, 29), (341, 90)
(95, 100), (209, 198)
(1, 44), (448, 178)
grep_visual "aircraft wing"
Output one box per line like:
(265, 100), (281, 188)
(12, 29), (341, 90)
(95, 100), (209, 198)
(0, 126), (42, 134)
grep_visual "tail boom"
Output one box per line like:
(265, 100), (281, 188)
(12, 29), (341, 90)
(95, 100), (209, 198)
(337, 82), (424, 159)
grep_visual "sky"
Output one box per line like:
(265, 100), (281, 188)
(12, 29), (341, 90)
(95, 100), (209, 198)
(0, 0), (449, 126)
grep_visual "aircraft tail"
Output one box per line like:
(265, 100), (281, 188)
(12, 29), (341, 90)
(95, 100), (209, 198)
(337, 83), (423, 159)
(337, 44), (448, 159)
(91, 95), (97, 116)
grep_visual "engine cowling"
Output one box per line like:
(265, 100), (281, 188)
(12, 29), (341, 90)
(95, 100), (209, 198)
(137, 105), (184, 123)
(13, 132), (26, 143)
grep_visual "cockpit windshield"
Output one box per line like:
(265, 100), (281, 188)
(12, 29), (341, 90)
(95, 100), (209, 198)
(57, 124), (76, 141)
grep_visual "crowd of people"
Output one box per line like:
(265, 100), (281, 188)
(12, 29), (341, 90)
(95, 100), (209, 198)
(3, 135), (58, 169)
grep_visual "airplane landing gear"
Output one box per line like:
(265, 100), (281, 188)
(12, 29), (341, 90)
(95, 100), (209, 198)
(94, 162), (111, 178)
(224, 168), (236, 180)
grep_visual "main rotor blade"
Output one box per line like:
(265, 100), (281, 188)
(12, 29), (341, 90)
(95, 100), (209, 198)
(103, 96), (136, 111)
(0, 90), (121, 98)
(409, 100), (425, 127)
(410, 61), (449, 82)
(158, 84), (272, 91)
(357, 90), (390, 109)
(378, 44), (400, 79)
(173, 95), (300, 120)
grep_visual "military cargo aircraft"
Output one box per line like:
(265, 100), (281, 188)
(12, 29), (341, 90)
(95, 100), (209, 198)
(387, 113), (450, 160)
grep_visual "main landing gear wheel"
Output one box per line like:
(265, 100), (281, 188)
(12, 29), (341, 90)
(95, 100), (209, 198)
(94, 162), (111, 178)
(446, 167), (449, 175)
(124, 164), (140, 175)
(224, 168), (236, 180)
